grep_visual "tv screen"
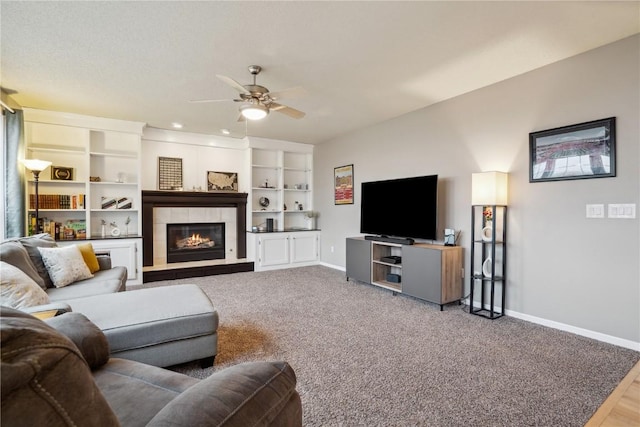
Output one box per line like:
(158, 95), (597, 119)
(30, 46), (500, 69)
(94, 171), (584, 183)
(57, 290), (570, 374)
(360, 174), (438, 241)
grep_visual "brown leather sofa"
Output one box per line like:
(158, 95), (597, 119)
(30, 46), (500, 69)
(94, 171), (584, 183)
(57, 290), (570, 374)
(0, 307), (303, 427)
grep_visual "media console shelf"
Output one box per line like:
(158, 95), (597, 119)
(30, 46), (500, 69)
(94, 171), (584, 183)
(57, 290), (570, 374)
(371, 240), (403, 292)
(346, 237), (463, 310)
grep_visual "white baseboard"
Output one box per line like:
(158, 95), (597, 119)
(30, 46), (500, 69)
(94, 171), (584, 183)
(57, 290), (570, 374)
(504, 308), (640, 351)
(321, 262), (639, 351)
(463, 298), (640, 351)
(320, 261), (344, 271)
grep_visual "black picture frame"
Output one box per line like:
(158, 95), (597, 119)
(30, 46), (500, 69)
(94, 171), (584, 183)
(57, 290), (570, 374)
(529, 117), (616, 183)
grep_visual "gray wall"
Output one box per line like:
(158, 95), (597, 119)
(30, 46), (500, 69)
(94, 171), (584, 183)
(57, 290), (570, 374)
(314, 35), (639, 344)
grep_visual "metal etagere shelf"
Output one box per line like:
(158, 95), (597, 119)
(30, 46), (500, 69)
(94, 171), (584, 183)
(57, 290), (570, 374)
(469, 204), (507, 319)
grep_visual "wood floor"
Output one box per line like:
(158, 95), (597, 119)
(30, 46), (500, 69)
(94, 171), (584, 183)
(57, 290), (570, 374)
(585, 359), (640, 426)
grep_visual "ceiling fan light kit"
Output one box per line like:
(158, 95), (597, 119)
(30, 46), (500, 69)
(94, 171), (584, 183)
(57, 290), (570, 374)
(240, 103), (269, 120)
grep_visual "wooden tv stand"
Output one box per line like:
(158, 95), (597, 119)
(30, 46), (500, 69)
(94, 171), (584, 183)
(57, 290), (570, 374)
(345, 237), (463, 310)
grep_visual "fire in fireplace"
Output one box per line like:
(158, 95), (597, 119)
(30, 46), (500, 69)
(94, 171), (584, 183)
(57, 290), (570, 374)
(166, 222), (225, 263)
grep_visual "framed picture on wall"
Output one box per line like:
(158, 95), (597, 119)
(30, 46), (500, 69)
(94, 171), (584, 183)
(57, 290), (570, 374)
(529, 117), (616, 182)
(334, 164), (354, 205)
(207, 171), (238, 192)
(158, 156), (183, 190)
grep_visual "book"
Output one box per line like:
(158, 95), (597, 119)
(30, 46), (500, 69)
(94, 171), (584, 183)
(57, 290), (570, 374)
(117, 197), (133, 209)
(101, 197), (117, 209)
(61, 219), (87, 240)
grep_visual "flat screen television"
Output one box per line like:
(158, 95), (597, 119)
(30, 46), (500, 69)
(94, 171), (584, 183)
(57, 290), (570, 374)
(360, 174), (438, 241)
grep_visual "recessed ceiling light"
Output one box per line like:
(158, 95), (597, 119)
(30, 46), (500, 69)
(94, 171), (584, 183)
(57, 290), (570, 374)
(221, 129), (231, 135)
(171, 122), (183, 129)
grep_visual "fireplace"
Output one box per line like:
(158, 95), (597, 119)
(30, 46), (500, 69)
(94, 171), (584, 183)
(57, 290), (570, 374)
(166, 222), (225, 263)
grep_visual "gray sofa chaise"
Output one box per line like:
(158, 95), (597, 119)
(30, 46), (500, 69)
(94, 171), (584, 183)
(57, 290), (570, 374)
(1, 234), (218, 368)
(1, 307), (303, 427)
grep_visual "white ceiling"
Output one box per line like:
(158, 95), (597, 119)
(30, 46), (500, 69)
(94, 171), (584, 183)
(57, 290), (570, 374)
(1, 1), (638, 145)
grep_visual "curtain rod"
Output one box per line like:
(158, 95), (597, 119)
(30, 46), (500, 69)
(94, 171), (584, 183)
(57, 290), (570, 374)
(0, 99), (15, 114)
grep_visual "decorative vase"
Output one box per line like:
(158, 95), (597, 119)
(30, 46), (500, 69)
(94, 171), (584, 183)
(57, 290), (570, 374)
(481, 221), (493, 242)
(482, 257), (493, 278)
(101, 224), (106, 238)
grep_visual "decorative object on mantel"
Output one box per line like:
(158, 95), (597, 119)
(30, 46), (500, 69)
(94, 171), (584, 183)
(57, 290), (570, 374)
(207, 171), (238, 192)
(158, 156), (183, 190)
(529, 117), (616, 183)
(334, 164), (354, 205)
(90, 176), (101, 182)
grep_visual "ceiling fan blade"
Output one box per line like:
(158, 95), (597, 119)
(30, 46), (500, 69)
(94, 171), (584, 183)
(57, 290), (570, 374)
(268, 86), (307, 100)
(270, 102), (306, 119)
(216, 75), (251, 95)
(188, 98), (235, 103)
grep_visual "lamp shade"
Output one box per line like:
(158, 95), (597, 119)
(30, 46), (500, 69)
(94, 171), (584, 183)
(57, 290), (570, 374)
(240, 104), (269, 120)
(21, 159), (52, 172)
(472, 171), (508, 205)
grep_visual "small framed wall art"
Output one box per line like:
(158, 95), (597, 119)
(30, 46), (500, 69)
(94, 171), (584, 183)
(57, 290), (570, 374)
(529, 117), (616, 182)
(334, 164), (354, 205)
(51, 166), (74, 181)
(158, 156), (183, 190)
(207, 171), (238, 192)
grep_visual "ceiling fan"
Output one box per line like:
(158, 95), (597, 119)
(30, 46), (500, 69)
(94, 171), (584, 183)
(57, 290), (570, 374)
(190, 65), (306, 121)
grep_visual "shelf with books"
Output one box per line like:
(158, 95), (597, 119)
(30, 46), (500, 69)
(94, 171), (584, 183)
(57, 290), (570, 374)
(31, 209), (86, 213)
(29, 193), (86, 210)
(28, 213), (87, 240)
(23, 108), (144, 244)
(30, 179), (85, 185)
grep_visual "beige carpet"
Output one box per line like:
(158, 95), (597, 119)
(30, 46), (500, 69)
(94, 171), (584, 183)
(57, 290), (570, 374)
(141, 265), (639, 426)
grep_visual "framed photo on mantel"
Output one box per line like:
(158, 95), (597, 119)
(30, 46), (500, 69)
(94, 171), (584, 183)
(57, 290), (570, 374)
(529, 117), (616, 183)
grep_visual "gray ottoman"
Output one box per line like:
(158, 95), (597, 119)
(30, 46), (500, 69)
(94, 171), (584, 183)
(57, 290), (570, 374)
(68, 284), (218, 368)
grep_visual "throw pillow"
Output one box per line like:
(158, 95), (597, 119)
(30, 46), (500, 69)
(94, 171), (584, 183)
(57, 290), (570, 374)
(0, 240), (46, 289)
(37, 245), (93, 288)
(77, 242), (100, 273)
(18, 234), (58, 288)
(0, 261), (51, 308)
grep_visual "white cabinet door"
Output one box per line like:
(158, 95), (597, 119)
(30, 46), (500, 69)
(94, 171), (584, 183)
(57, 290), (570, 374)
(91, 239), (140, 284)
(290, 232), (317, 264)
(258, 234), (290, 267)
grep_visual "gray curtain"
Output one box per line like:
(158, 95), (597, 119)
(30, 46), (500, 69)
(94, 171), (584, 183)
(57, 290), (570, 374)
(3, 109), (25, 237)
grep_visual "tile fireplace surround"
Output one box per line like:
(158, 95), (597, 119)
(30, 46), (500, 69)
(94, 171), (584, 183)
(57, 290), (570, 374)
(141, 191), (253, 282)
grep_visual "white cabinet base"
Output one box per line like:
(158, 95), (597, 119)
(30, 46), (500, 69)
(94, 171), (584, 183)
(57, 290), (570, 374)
(250, 231), (320, 271)
(58, 238), (142, 286)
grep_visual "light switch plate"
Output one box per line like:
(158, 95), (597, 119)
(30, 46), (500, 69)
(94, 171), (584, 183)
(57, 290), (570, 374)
(586, 204), (605, 218)
(608, 204), (636, 219)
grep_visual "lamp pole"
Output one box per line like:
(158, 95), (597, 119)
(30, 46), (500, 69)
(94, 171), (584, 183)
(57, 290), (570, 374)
(32, 169), (42, 234)
(21, 159), (52, 235)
